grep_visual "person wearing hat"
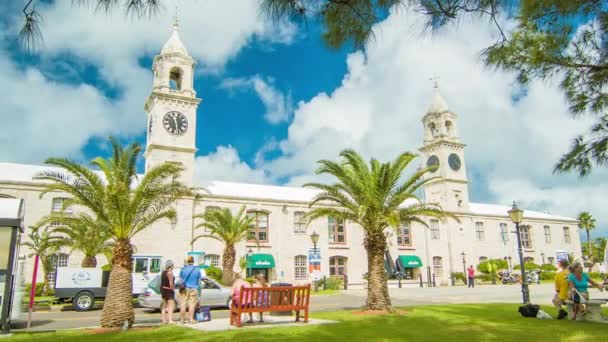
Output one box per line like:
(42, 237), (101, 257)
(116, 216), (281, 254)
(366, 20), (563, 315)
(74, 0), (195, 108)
(160, 260), (176, 324)
(179, 256), (202, 324)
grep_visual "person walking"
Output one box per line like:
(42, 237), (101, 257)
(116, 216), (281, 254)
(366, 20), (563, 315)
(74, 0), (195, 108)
(253, 273), (270, 322)
(552, 259), (570, 320)
(160, 260), (176, 324)
(179, 256), (202, 324)
(467, 265), (475, 288)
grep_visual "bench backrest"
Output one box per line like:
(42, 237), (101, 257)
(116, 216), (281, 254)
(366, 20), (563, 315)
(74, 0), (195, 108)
(237, 285), (310, 309)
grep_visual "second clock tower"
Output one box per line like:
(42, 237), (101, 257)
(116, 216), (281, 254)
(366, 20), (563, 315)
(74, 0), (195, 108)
(418, 83), (469, 212)
(145, 19), (201, 187)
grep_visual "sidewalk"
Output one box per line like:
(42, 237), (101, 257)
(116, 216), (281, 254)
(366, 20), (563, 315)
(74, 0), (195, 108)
(184, 316), (336, 332)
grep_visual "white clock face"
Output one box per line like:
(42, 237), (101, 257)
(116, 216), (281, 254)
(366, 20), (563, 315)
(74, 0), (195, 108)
(163, 111), (188, 136)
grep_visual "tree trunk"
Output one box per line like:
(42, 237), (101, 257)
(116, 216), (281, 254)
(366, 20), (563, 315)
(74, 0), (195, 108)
(221, 244), (236, 286)
(81, 255), (97, 268)
(363, 231), (391, 310)
(586, 229), (593, 262)
(100, 238), (134, 328)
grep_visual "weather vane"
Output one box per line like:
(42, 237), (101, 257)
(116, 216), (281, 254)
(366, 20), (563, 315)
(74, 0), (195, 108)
(429, 75), (440, 89)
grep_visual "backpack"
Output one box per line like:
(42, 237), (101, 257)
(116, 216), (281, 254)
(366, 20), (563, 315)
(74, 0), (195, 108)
(518, 304), (540, 318)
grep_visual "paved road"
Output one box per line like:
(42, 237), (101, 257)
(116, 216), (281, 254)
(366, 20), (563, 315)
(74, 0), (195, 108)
(12, 284), (560, 332)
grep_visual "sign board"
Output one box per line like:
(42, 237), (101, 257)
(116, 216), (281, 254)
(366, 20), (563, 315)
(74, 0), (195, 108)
(55, 268), (103, 289)
(308, 248), (321, 264)
(308, 248), (321, 278)
(311, 270), (322, 281)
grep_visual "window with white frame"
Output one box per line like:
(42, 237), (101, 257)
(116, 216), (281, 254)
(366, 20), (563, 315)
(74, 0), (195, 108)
(293, 211), (307, 234)
(524, 256), (534, 263)
(475, 222), (485, 241)
(48, 253), (69, 286)
(430, 219), (440, 240)
(432, 256), (443, 277)
(548, 257), (555, 264)
(499, 223), (508, 244)
(248, 211), (269, 242)
(397, 221), (412, 246)
(328, 217), (346, 244)
(294, 255), (307, 280)
(479, 256), (488, 263)
(50, 197), (72, 226)
(520, 226), (532, 249)
(563, 226), (571, 243)
(204, 254), (220, 267)
(544, 226), (551, 243)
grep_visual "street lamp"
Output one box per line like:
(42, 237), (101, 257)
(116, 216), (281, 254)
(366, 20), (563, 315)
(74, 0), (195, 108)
(461, 252), (466, 285)
(310, 231), (320, 292)
(246, 248), (253, 278)
(508, 201), (530, 304)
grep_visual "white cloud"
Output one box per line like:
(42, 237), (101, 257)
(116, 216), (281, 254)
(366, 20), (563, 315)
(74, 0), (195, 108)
(194, 146), (269, 186)
(0, 0), (296, 164)
(220, 75), (292, 124)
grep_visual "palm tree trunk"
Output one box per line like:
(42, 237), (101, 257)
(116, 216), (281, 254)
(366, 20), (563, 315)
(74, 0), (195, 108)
(221, 245), (236, 286)
(586, 229), (593, 262)
(81, 255), (97, 268)
(100, 238), (134, 328)
(364, 231), (391, 310)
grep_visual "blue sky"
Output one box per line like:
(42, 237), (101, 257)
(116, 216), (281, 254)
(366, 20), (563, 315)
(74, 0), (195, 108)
(0, 1), (606, 239)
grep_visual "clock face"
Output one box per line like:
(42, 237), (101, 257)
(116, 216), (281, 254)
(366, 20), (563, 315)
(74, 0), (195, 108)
(448, 153), (461, 171)
(163, 111), (188, 136)
(427, 155), (439, 172)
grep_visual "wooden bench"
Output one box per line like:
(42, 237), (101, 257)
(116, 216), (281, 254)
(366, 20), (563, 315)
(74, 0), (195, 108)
(230, 285), (311, 327)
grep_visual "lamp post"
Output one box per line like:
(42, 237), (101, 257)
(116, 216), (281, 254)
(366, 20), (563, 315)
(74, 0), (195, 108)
(461, 252), (466, 285)
(246, 248), (253, 278)
(508, 201), (530, 304)
(541, 252), (545, 265)
(310, 231), (320, 292)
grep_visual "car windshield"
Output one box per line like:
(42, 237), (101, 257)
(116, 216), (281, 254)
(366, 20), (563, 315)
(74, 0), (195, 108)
(201, 279), (218, 289)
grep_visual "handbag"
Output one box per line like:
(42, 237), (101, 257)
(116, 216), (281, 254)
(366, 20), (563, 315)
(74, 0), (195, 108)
(195, 306), (211, 322)
(179, 266), (196, 294)
(518, 304), (540, 317)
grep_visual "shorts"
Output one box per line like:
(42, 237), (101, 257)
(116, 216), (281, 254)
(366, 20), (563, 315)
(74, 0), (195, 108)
(179, 288), (199, 308)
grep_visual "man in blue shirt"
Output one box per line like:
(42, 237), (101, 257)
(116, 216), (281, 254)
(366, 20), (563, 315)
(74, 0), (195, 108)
(179, 256), (202, 324)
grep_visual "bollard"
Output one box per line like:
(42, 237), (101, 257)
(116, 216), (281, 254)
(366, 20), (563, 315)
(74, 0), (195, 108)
(398, 273), (402, 288)
(343, 274), (348, 290)
(451, 274), (455, 286)
(419, 274), (423, 288)
(432, 274), (436, 287)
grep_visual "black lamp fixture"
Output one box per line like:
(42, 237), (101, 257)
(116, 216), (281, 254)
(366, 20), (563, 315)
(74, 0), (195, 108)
(310, 231), (320, 292)
(246, 248), (253, 278)
(508, 201), (530, 304)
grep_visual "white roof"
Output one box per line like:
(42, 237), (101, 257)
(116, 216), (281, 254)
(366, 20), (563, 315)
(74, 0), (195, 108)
(0, 163), (575, 222)
(427, 84), (449, 113)
(161, 22), (189, 56)
(469, 202), (576, 222)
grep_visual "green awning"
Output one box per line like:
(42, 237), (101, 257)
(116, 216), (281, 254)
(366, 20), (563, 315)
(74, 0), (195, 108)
(247, 254), (275, 269)
(398, 255), (423, 268)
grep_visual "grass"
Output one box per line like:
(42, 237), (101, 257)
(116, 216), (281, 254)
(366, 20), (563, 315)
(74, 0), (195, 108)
(6, 304), (608, 341)
(310, 289), (339, 296)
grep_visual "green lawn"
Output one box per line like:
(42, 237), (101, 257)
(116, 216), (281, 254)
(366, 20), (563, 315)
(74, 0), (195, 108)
(7, 304), (608, 341)
(310, 289), (339, 296)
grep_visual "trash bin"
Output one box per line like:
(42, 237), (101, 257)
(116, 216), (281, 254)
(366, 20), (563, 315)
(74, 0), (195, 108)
(270, 283), (292, 316)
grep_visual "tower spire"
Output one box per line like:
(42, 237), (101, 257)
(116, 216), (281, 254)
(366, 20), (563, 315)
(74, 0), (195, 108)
(173, 4), (179, 31)
(427, 75), (448, 113)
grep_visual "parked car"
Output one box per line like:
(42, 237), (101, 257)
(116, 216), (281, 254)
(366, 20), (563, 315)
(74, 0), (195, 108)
(137, 274), (232, 310)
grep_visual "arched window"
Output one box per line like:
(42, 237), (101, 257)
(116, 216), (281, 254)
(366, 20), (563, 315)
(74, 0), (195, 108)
(520, 225), (532, 249)
(432, 256), (443, 277)
(204, 254), (220, 267)
(169, 67), (182, 91)
(247, 211), (269, 242)
(479, 256), (488, 263)
(547, 257), (555, 265)
(428, 122), (437, 137)
(294, 255), (307, 280)
(445, 120), (453, 135)
(329, 256), (347, 277)
(524, 256), (534, 263)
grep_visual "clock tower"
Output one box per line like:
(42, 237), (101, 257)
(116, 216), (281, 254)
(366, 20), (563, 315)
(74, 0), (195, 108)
(418, 83), (469, 212)
(145, 19), (201, 187)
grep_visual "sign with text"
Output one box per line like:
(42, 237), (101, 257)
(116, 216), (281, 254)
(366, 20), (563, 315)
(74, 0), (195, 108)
(308, 248), (321, 278)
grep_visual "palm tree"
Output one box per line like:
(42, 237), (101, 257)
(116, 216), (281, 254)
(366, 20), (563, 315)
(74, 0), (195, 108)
(34, 137), (191, 328)
(304, 149), (457, 311)
(21, 225), (63, 295)
(193, 206), (255, 285)
(578, 212), (596, 262)
(36, 213), (114, 268)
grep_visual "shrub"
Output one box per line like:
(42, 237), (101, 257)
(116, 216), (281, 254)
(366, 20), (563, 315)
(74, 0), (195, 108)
(514, 262), (540, 271)
(475, 273), (493, 282)
(101, 264), (112, 272)
(540, 271), (556, 280)
(452, 272), (466, 284)
(206, 265), (223, 282)
(245, 277), (255, 284)
(539, 263), (557, 272)
(318, 276), (343, 290)
(24, 283), (54, 297)
(477, 259), (509, 274)
(588, 272), (606, 280)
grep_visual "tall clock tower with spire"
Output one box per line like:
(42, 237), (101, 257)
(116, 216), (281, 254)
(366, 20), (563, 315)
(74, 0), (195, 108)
(145, 18), (201, 187)
(418, 83), (470, 212)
